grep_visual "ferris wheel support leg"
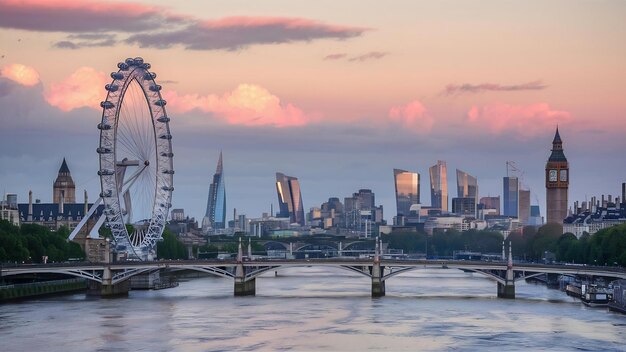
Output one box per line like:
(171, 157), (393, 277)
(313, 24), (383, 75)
(89, 213), (107, 239)
(68, 197), (104, 241)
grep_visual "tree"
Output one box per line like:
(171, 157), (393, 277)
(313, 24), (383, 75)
(156, 229), (188, 259)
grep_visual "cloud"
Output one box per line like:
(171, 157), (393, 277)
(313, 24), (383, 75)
(0, 0), (183, 32)
(324, 53), (348, 60)
(388, 100), (433, 134)
(1, 63), (40, 86)
(323, 51), (389, 62)
(347, 51), (389, 62)
(164, 84), (308, 127)
(467, 103), (571, 138)
(44, 67), (108, 111)
(125, 17), (368, 51)
(53, 33), (117, 49)
(444, 81), (547, 95)
(0, 1), (369, 51)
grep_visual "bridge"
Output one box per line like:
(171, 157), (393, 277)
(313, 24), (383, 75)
(2, 240), (625, 298)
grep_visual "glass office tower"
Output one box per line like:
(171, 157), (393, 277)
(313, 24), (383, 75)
(503, 176), (519, 217)
(205, 152), (226, 229)
(393, 168), (420, 217)
(456, 169), (478, 199)
(429, 160), (448, 212)
(276, 172), (305, 226)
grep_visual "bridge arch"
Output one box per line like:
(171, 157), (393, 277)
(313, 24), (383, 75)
(382, 266), (507, 285)
(244, 263), (372, 281)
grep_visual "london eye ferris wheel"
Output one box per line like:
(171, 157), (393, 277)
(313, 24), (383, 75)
(96, 57), (174, 260)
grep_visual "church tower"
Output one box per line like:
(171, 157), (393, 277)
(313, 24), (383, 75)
(53, 158), (76, 204)
(545, 128), (568, 224)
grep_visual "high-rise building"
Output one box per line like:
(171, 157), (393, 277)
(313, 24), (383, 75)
(393, 168), (420, 217)
(205, 152), (226, 229)
(429, 160), (448, 212)
(518, 189), (531, 224)
(53, 158), (76, 203)
(456, 169), (478, 199)
(479, 196), (500, 215)
(276, 172), (305, 226)
(503, 176), (519, 217)
(545, 128), (569, 224)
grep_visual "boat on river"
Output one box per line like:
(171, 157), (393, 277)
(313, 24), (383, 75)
(580, 284), (612, 307)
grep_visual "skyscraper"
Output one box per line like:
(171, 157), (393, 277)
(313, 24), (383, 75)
(205, 152), (226, 229)
(545, 127), (569, 224)
(456, 169), (478, 199)
(518, 189), (531, 224)
(429, 160), (448, 212)
(276, 172), (305, 226)
(503, 176), (519, 217)
(393, 168), (420, 217)
(53, 158), (75, 203)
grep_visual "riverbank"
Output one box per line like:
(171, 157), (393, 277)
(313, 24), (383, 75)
(0, 279), (87, 302)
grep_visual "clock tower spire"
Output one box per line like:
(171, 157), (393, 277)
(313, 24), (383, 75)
(545, 127), (569, 224)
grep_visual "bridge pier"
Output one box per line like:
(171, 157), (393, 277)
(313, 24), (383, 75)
(371, 263), (385, 297)
(234, 277), (256, 296)
(234, 238), (255, 296)
(497, 241), (515, 299)
(91, 267), (130, 297)
(497, 281), (515, 299)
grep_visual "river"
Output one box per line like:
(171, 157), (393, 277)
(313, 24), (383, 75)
(0, 267), (624, 351)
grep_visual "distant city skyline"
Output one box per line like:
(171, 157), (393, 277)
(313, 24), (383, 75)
(1, 1), (625, 221)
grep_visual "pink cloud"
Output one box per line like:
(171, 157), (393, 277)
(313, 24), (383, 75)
(164, 84), (308, 127)
(1, 63), (40, 86)
(0, 0), (176, 32)
(44, 67), (108, 112)
(388, 100), (433, 134)
(467, 103), (572, 138)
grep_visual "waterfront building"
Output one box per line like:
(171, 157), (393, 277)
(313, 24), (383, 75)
(205, 152), (227, 229)
(429, 160), (448, 212)
(276, 172), (305, 226)
(545, 128), (569, 224)
(53, 158), (76, 204)
(393, 168), (420, 217)
(503, 176), (519, 217)
(19, 160), (104, 231)
(563, 202), (626, 238)
(423, 215), (486, 235)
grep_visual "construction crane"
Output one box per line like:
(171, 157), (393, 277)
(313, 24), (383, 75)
(505, 160), (524, 179)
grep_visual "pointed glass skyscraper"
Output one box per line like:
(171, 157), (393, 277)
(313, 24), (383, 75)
(205, 152), (226, 229)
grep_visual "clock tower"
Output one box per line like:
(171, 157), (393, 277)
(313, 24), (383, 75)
(545, 127), (568, 224)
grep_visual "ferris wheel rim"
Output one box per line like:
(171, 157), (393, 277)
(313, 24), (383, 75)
(97, 57), (173, 260)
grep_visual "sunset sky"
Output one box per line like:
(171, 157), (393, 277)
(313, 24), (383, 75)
(1, 0), (625, 221)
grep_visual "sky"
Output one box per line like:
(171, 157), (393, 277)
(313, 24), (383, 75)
(0, 0), (625, 222)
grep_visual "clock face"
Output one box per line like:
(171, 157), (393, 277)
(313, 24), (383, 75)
(560, 169), (567, 182)
(549, 169), (557, 182)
